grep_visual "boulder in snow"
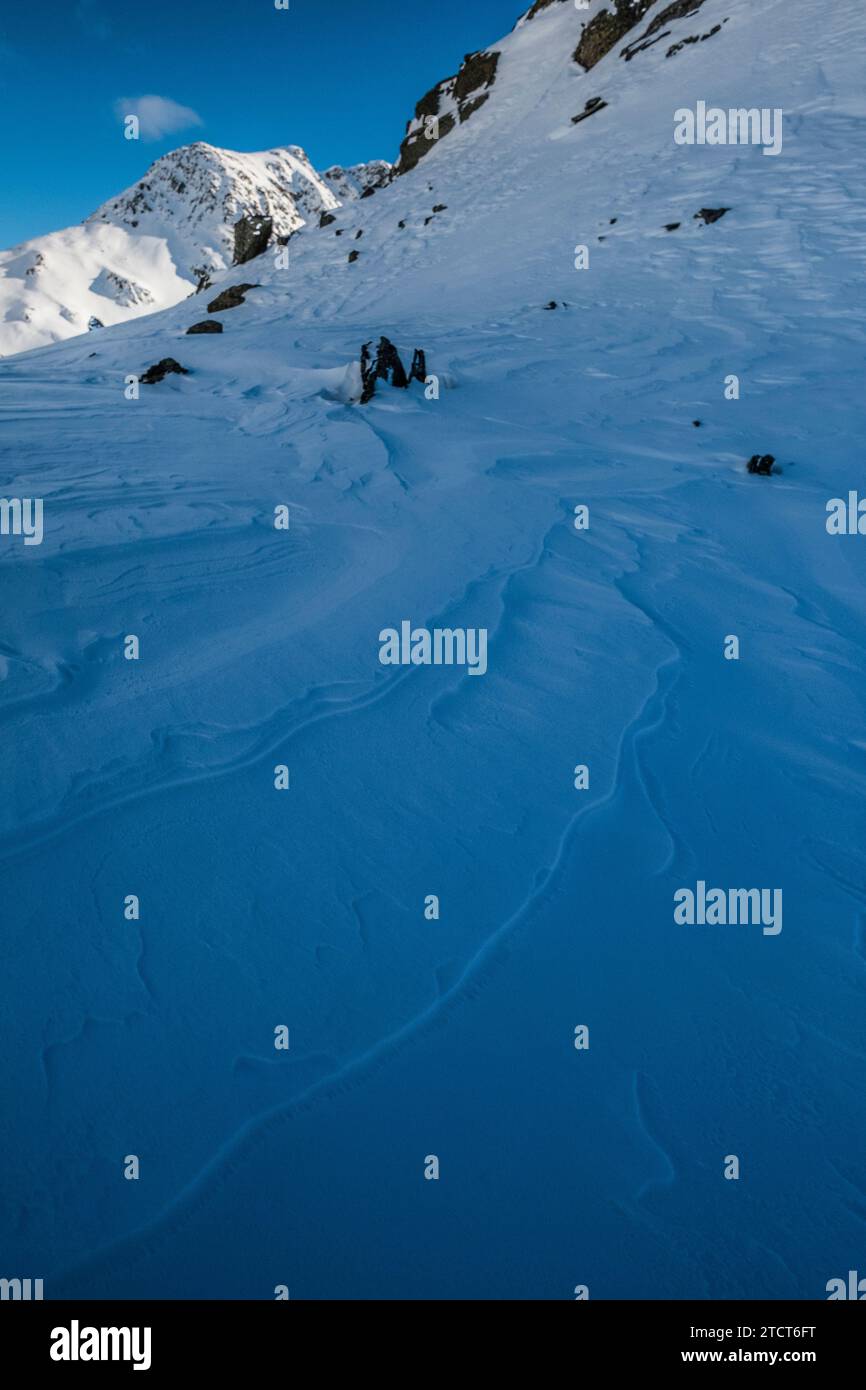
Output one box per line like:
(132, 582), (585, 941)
(206, 284), (259, 313)
(747, 454), (776, 476)
(233, 214), (273, 265)
(140, 358), (189, 384)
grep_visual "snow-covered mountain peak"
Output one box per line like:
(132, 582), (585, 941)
(321, 161), (393, 202)
(86, 141), (340, 269)
(0, 140), (381, 356)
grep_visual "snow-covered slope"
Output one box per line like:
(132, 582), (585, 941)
(321, 160), (393, 202)
(2, 0), (865, 1300)
(0, 143), (389, 356)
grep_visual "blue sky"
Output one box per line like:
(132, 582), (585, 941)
(0, 0), (525, 248)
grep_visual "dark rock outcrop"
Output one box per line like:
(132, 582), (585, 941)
(747, 454), (776, 476)
(233, 214), (273, 266)
(206, 284), (259, 313)
(408, 349), (427, 383)
(621, 0), (711, 61)
(667, 21), (724, 58)
(695, 207), (730, 224)
(572, 97), (609, 125)
(574, 2), (655, 70)
(460, 94), (490, 123)
(141, 358), (188, 384)
(319, 212), (336, 228)
(395, 50), (500, 175)
(187, 320), (223, 334)
(454, 50), (499, 104)
(359, 339), (427, 403)
(360, 343), (377, 404)
(574, 0), (710, 69)
(374, 337), (409, 389)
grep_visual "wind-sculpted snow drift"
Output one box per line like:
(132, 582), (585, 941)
(1, 0), (865, 1300)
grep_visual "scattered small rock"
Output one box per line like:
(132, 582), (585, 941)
(187, 320), (223, 335)
(667, 20), (726, 59)
(432, 204), (448, 213)
(354, 230), (364, 239)
(360, 187), (376, 199)
(319, 212), (336, 228)
(572, 97), (609, 125)
(398, 220), (406, 229)
(693, 420), (702, 428)
(664, 222), (681, 231)
(348, 250), (360, 263)
(747, 453), (776, 476)
(87, 317), (104, 331)
(207, 284), (259, 314)
(695, 207), (730, 225)
(141, 358), (189, 385)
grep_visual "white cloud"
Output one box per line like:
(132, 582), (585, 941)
(114, 95), (203, 142)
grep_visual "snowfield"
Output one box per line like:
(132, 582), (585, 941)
(1, 0), (864, 1299)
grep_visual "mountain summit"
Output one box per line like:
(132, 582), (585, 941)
(0, 142), (388, 356)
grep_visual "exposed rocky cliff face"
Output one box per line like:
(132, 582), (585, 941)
(395, 50), (501, 176)
(574, 1), (656, 70)
(574, 0), (711, 70)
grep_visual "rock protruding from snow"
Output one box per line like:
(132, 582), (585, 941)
(574, 0), (655, 70)
(395, 50), (500, 176)
(140, 357), (188, 384)
(747, 454), (776, 476)
(207, 284), (259, 313)
(233, 216), (273, 266)
(360, 339), (428, 403)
